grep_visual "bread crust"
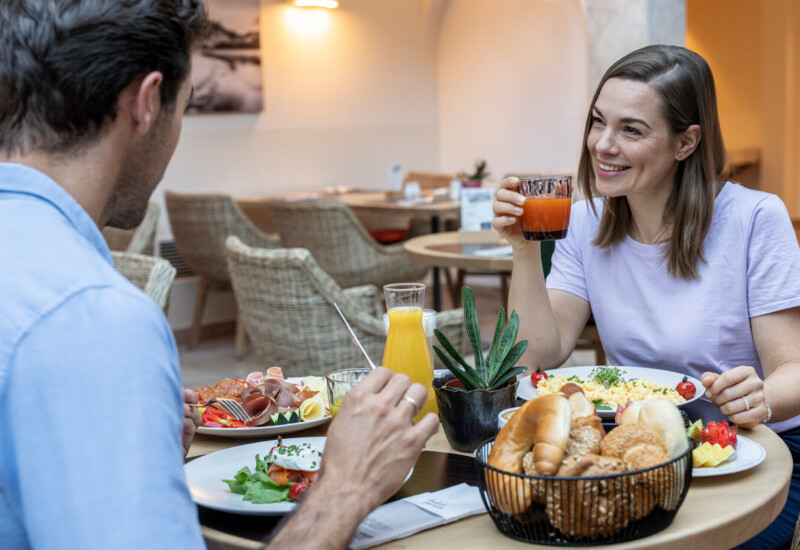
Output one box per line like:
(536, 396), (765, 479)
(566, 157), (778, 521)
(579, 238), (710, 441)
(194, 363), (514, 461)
(487, 394), (571, 514)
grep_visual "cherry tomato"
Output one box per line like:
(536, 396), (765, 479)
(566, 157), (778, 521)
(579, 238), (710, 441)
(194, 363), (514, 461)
(289, 481), (311, 501)
(676, 376), (696, 400)
(530, 368), (548, 388)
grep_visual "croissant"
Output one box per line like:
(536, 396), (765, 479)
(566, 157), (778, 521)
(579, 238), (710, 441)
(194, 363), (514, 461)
(487, 394), (571, 514)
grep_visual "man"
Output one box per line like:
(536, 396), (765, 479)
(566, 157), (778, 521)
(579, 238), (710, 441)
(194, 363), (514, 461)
(0, 2), (438, 549)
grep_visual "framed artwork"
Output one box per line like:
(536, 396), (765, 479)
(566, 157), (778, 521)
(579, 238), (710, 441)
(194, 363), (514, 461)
(187, 0), (263, 114)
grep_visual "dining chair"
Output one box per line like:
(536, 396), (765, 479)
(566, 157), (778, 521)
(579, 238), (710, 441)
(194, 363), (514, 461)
(267, 199), (429, 290)
(165, 191), (281, 358)
(111, 251), (176, 315)
(102, 201), (160, 255)
(403, 171), (456, 191)
(225, 236), (467, 376)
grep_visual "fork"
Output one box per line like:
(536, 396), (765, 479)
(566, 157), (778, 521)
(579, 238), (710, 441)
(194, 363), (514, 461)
(190, 397), (252, 423)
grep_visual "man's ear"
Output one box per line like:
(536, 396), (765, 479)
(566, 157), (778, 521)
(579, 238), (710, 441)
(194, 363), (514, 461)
(677, 124), (701, 160)
(131, 71), (164, 135)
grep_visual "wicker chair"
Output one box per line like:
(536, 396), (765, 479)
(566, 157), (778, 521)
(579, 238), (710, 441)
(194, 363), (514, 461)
(267, 199), (429, 289)
(102, 202), (160, 255)
(225, 236), (466, 376)
(165, 191), (281, 357)
(111, 251), (176, 315)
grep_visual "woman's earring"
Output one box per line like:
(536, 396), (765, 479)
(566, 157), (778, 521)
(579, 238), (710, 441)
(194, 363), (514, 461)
(677, 152), (684, 159)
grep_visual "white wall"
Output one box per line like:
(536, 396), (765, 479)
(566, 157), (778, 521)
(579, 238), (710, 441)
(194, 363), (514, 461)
(436, 0), (590, 183)
(155, 0), (442, 240)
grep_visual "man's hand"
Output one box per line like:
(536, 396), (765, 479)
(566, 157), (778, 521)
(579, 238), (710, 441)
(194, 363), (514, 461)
(267, 367), (439, 549)
(182, 387), (201, 457)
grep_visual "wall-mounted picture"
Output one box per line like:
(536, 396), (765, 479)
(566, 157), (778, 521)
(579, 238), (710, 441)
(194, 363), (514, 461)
(187, 0), (263, 114)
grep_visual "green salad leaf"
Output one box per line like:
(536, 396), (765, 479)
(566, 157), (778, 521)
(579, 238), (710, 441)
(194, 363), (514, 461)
(222, 453), (292, 504)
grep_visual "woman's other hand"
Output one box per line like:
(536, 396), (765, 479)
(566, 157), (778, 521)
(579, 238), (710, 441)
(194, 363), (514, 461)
(492, 177), (529, 248)
(701, 366), (766, 428)
(182, 387), (201, 457)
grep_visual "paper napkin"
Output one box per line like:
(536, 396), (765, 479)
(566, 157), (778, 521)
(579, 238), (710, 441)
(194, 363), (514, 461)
(348, 483), (485, 550)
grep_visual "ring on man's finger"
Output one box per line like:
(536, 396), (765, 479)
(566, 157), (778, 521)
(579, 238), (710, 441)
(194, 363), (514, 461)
(742, 395), (750, 412)
(402, 395), (420, 413)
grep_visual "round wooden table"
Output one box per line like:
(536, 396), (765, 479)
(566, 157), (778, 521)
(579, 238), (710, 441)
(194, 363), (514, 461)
(404, 229), (512, 272)
(188, 420), (792, 550)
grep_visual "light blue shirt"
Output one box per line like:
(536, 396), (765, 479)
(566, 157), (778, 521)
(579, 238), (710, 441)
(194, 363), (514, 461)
(0, 164), (205, 549)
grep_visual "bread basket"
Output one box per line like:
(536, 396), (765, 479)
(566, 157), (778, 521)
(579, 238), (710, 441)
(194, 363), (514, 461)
(473, 437), (693, 545)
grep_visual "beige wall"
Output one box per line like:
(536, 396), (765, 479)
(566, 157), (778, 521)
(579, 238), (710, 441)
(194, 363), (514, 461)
(437, 0), (590, 182)
(687, 0), (800, 218)
(157, 0), (442, 238)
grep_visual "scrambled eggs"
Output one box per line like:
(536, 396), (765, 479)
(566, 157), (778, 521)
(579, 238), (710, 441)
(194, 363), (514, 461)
(536, 370), (686, 408)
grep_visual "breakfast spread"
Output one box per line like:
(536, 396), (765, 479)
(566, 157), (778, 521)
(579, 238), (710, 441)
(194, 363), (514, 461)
(535, 366), (687, 409)
(487, 384), (690, 537)
(196, 369), (328, 428)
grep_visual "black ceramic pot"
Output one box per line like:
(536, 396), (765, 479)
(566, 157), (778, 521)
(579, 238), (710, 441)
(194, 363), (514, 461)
(433, 374), (519, 452)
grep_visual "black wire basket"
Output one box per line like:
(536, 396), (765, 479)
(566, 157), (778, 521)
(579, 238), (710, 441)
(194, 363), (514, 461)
(473, 438), (693, 546)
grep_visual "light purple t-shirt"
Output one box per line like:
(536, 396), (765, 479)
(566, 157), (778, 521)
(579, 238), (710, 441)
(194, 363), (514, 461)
(546, 182), (800, 433)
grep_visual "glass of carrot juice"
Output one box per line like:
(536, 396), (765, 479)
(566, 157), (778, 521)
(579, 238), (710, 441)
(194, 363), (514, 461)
(518, 175), (573, 240)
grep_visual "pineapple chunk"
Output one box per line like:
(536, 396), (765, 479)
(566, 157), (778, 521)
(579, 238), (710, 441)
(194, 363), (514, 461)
(693, 442), (735, 468)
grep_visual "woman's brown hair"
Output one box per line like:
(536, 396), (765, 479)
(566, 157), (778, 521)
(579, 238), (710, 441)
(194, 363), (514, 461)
(577, 45), (728, 279)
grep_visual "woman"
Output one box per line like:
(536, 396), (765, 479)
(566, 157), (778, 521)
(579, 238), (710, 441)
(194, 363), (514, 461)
(493, 45), (800, 549)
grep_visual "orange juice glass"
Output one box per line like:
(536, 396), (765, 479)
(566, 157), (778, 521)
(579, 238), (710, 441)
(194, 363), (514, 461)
(518, 176), (573, 240)
(382, 283), (436, 422)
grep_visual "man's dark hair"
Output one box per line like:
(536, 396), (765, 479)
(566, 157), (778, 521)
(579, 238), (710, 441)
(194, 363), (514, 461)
(0, 0), (208, 155)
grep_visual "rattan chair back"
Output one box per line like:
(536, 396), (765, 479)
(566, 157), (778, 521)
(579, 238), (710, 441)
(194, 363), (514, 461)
(267, 199), (428, 289)
(102, 202), (160, 255)
(226, 236), (466, 374)
(225, 236), (386, 375)
(111, 251), (176, 314)
(403, 171), (456, 190)
(165, 191), (279, 283)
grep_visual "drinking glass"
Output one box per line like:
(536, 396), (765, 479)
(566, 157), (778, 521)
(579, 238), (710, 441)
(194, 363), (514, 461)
(325, 367), (370, 417)
(382, 283), (437, 421)
(518, 176), (573, 240)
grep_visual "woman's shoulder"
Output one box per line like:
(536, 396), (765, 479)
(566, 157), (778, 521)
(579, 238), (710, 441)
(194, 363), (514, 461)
(717, 182), (791, 223)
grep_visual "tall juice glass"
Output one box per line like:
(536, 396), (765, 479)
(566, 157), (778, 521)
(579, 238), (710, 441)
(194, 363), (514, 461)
(382, 283), (437, 422)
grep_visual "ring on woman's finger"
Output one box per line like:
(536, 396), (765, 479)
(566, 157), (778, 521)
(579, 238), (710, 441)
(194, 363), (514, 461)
(741, 395), (750, 412)
(402, 395), (420, 414)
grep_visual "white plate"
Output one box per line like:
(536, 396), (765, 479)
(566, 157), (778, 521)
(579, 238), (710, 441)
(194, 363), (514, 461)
(196, 415), (331, 438)
(692, 435), (766, 477)
(196, 377), (331, 438)
(185, 437), (325, 515)
(185, 437), (413, 515)
(516, 365), (703, 418)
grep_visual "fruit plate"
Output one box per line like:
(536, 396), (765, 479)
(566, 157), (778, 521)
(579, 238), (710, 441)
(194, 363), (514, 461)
(516, 365), (702, 419)
(692, 435), (766, 477)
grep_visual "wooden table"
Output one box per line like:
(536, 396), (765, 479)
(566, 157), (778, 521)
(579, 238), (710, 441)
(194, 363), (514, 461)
(188, 418), (792, 550)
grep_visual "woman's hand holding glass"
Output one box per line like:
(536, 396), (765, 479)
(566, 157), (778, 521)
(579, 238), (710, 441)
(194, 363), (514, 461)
(491, 176), (530, 249)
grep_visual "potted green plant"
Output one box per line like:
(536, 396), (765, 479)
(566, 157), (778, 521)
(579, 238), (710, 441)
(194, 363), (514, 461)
(432, 286), (527, 451)
(459, 159), (490, 188)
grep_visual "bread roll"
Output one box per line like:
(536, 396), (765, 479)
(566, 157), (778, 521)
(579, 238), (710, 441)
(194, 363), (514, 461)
(619, 399), (689, 459)
(547, 454), (633, 537)
(600, 423), (669, 471)
(487, 394), (571, 514)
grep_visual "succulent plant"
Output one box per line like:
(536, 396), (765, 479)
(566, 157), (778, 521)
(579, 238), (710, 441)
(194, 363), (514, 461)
(433, 286), (527, 391)
(460, 159), (490, 182)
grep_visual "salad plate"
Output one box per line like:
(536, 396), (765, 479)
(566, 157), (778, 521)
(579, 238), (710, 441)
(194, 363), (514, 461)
(196, 377), (331, 438)
(185, 437), (326, 515)
(692, 435), (766, 477)
(185, 437), (413, 515)
(516, 365), (703, 419)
